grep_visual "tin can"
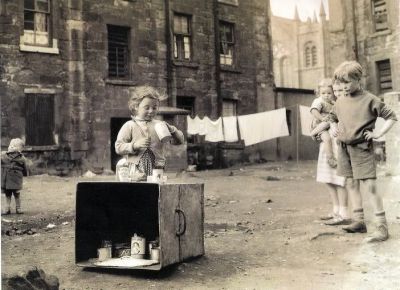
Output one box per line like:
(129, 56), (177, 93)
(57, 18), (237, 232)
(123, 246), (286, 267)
(97, 247), (112, 261)
(130, 233), (146, 259)
(113, 243), (131, 258)
(150, 247), (160, 262)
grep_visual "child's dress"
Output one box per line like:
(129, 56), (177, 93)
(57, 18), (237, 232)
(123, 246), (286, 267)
(115, 117), (183, 181)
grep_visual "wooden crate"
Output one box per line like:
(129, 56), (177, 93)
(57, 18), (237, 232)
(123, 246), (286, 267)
(75, 182), (204, 270)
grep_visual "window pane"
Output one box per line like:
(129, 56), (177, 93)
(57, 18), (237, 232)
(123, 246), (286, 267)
(174, 15), (182, 33)
(24, 0), (35, 10)
(36, 0), (49, 12)
(183, 36), (190, 59)
(24, 11), (35, 30)
(35, 13), (48, 32)
(108, 25), (130, 78)
(181, 17), (188, 34)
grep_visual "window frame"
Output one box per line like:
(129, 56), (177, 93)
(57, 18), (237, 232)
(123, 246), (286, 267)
(222, 99), (237, 117)
(219, 21), (235, 67)
(173, 13), (192, 61)
(23, 0), (51, 47)
(376, 59), (392, 94)
(371, 0), (389, 32)
(107, 24), (131, 79)
(304, 42), (317, 68)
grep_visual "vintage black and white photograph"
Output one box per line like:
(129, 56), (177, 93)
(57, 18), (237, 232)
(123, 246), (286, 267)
(1, 0), (399, 289)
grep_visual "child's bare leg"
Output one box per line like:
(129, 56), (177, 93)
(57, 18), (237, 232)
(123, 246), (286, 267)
(14, 191), (23, 214)
(4, 193), (12, 214)
(342, 178), (367, 233)
(320, 131), (336, 168)
(324, 184), (352, 225)
(310, 121), (330, 136)
(320, 131), (333, 157)
(337, 185), (350, 219)
(361, 179), (388, 242)
(326, 183), (339, 215)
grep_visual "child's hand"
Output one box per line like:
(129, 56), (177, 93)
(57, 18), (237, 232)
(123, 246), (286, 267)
(133, 137), (151, 149)
(363, 131), (379, 141)
(165, 122), (176, 134)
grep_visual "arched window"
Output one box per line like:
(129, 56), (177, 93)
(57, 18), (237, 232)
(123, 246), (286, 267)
(311, 46), (317, 66)
(304, 42), (317, 67)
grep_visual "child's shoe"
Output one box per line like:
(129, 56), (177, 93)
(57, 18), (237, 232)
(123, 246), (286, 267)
(319, 213), (335, 220)
(16, 208), (24, 214)
(365, 223), (388, 243)
(2, 209), (11, 215)
(325, 216), (352, 226)
(327, 157), (337, 168)
(342, 221), (367, 233)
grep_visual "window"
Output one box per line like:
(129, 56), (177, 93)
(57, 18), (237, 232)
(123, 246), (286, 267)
(173, 14), (192, 60)
(372, 0), (388, 32)
(304, 42), (317, 67)
(222, 99), (237, 117)
(219, 21), (235, 66)
(25, 94), (55, 146)
(177, 96), (195, 117)
(377, 59), (392, 93)
(108, 25), (130, 78)
(23, 0), (50, 46)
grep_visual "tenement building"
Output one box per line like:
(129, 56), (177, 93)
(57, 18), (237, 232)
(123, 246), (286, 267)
(0, 0), (274, 174)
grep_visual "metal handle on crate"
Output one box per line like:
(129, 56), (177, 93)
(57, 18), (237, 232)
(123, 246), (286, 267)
(175, 209), (186, 236)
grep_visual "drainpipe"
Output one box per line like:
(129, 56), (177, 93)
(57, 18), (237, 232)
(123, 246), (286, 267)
(351, 0), (359, 61)
(164, 0), (173, 106)
(213, 0), (222, 117)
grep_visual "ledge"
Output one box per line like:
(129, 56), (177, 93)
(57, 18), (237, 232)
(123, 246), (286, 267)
(19, 39), (59, 55)
(369, 29), (392, 38)
(220, 66), (241, 74)
(105, 79), (138, 86)
(20, 44), (59, 54)
(23, 145), (60, 152)
(173, 61), (200, 69)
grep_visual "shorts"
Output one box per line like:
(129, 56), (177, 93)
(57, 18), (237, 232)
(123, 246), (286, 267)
(337, 141), (376, 179)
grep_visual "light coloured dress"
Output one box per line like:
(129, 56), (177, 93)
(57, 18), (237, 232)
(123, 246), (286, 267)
(316, 129), (345, 186)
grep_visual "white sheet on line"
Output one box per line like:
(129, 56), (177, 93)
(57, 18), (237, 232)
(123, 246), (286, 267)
(187, 115), (198, 135)
(238, 108), (289, 146)
(205, 117), (224, 142)
(222, 116), (239, 142)
(299, 105), (313, 136)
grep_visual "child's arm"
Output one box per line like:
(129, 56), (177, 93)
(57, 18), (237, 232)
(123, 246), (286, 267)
(364, 119), (397, 141)
(310, 109), (324, 122)
(115, 122), (149, 155)
(166, 123), (185, 145)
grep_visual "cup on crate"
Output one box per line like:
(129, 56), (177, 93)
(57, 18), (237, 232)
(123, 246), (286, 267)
(154, 122), (172, 143)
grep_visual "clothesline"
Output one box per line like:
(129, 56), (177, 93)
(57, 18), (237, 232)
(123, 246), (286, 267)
(187, 108), (289, 146)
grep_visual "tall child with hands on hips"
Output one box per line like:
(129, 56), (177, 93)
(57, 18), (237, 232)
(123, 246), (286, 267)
(331, 61), (397, 242)
(115, 86), (184, 181)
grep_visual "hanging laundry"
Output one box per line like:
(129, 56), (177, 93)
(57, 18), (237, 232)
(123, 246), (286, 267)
(222, 116), (239, 142)
(299, 105), (313, 136)
(187, 115), (198, 135)
(205, 117), (224, 142)
(238, 108), (289, 146)
(197, 116), (208, 136)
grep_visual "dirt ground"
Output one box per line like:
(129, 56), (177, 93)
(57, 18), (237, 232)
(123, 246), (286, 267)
(1, 160), (400, 290)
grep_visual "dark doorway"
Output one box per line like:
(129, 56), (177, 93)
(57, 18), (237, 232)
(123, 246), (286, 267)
(110, 117), (130, 171)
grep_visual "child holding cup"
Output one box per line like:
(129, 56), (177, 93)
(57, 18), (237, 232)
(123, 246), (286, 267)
(115, 86), (184, 181)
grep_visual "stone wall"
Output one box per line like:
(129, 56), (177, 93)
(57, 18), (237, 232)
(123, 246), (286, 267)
(0, 0), (274, 173)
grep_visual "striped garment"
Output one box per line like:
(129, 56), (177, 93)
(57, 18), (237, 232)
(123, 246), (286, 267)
(316, 134), (346, 186)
